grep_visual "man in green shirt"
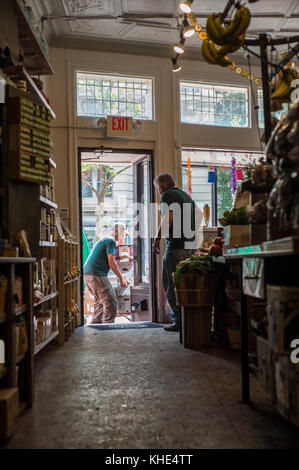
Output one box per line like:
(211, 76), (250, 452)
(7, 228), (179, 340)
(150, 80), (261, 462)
(153, 173), (202, 331)
(84, 223), (129, 324)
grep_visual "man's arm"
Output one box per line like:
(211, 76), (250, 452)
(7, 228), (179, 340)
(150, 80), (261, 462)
(108, 254), (129, 288)
(153, 211), (173, 254)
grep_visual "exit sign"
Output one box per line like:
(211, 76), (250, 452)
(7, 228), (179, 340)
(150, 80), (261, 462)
(107, 116), (133, 137)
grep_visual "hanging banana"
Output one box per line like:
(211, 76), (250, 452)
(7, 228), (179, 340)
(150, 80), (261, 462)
(204, 5), (251, 67)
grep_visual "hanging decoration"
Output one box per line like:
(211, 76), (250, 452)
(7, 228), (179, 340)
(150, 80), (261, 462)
(187, 157), (192, 195)
(208, 170), (216, 183)
(236, 168), (244, 180)
(171, 2), (262, 85)
(231, 156), (237, 194)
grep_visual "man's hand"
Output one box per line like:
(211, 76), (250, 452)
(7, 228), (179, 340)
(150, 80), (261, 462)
(153, 238), (160, 254)
(120, 276), (129, 288)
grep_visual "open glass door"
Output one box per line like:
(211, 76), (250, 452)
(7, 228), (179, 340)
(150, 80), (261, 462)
(131, 155), (153, 322)
(79, 148), (155, 325)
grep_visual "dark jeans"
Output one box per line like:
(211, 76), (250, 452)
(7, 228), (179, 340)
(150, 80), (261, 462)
(162, 248), (195, 326)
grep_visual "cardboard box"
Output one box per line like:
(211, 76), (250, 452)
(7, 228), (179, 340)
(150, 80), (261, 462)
(0, 388), (19, 439)
(223, 225), (250, 248)
(118, 296), (131, 314)
(257, 336), (276, 402)
(274, 354), (299, 427)
(267, 285), (299, 353)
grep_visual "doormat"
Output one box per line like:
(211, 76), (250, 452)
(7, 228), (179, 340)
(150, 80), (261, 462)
(87, 322), (164, 330)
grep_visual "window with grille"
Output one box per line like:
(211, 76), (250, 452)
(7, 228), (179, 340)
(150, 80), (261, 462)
(180, 81), (249, 128)
(257, 89), (288, 128)
(77, 72), (153, 120)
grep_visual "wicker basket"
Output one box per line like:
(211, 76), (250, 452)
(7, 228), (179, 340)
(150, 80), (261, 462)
(174, 273), (216, 307)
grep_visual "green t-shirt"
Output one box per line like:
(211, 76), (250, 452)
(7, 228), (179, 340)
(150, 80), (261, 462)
(160, 187), (196, 250)
(83, 236), (116, 277)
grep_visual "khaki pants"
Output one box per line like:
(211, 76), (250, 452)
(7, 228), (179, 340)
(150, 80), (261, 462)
(84, 274), (118, 323)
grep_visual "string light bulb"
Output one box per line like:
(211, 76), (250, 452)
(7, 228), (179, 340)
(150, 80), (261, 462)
(179, 1), (193, 14)
(174, 43), (185, 54)
(183, 18), (194, 38)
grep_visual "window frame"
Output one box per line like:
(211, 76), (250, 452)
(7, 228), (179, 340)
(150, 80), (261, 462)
(179, 79), (251, 128)
(76, 71), (155, 121)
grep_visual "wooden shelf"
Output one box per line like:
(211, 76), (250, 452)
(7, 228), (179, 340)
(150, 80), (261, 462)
(40, 195), (58, 209)
(0, 257), (36, 264)
(15, 305), (27, 316)
(16, 352), (26, 364)
(3, 65), (55, 119)
(0, 367), (7, 379)
(64, 276), (80, 285)
(34, 291), (58, 307)
(34, 330), (59, 355)
(39, 241), (58, 248)
(12, 0), (54, 76)
(223, 236), (299, 259)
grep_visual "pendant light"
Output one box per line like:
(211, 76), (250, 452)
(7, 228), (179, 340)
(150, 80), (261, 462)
(179, 1), (193, 14)
(171, 56), (182, 72)
(183, 18), (194, 38)
(173, 33), (185, 54)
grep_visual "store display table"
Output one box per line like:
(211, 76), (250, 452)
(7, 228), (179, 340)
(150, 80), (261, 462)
(223, 236), (299, 404)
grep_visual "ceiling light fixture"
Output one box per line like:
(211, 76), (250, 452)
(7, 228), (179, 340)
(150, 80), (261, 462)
(174, 34), (185, 54)
(183, 18), (194, 38)
(179, 1), (193, 14)
(171, 56), (182, 72)
(174, 43), (185, 54)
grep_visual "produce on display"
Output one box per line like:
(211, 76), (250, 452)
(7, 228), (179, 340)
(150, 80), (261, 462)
(203, 4), (251, 67)
(266, 103), (299, 235)
(219, 207), (248, 226)
(271, 67), (299, 103)
(209, 237), (224, 257)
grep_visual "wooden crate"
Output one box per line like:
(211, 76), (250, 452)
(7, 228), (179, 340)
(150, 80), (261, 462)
(182, 307), (211, 350)
(223, 225), (250, 248)
(175, 273), (216, 307)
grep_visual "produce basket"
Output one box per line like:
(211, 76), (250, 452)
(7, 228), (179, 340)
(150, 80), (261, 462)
(174, 273), (216, 307)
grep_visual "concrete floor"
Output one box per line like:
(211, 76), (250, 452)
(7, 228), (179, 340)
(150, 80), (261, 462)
(2, 326), (299, 449)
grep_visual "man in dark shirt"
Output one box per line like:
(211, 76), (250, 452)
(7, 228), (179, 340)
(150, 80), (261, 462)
(153, 173), (202, 331)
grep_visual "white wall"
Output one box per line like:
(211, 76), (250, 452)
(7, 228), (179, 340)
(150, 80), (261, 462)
(47, 45), (263, 320)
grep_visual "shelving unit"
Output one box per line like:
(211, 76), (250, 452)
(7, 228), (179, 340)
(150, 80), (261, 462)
(0, 258), (35, 410)
(34, 330), (59, 355)
(12, 0), (54, 76)
(58, 239), (81, 346)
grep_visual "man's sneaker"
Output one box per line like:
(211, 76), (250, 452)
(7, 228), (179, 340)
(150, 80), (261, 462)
(164, 323), (180, 332)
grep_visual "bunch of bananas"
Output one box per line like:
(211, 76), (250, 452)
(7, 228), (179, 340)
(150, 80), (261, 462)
(271, 68), (299, 102)
(202, 5), (251, 67)
(202, 39), (232, 67)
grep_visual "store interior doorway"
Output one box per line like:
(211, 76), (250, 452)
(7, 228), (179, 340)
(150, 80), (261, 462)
(78, 148), (155, 326)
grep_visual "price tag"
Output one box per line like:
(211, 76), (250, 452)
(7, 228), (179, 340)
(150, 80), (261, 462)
(0, 76), (5, 103)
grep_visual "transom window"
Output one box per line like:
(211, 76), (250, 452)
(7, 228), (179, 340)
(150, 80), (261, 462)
(180, 81), (249, 128)
(77, 72), (153, 120)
